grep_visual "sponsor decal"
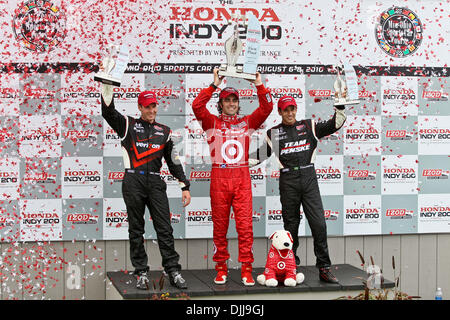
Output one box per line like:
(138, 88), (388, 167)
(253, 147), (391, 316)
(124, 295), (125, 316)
(189, 170), (211, 180)
(316, 168), (342, 180)
(267, 209), (283, 221)
(12, 0), (67, 53)
(348, 170), (377, 180)
(61, 86), (100, 100)
(346, 128), (380, 141)
(346, 208), (380, 219)
(280, 140), (310, 155)
(420, 206), (450, 218)
(23, 171), (57, 183)
(324, 209), (339, 221)
(383, 168), (416, 179)
(385, 129), (413, 141)
(186, 210), (212, 222)
(107, 171), (124, 182)
(385, 208), (413, 219)
(382, 88), (416, 100)
(64, 129), (97, 142)
(0, 87), (20, 99)
(105, 128), (119, 140)
(308, 89), (333, 100)
(270, 170), (280, 179)
(419, 128), (450, 140)
(63, 170), (101, 183)
(252, 211), (262, 222)
(422, 90), (449, 101)
(0, 171), (19, 184)
(422, 169), (449, 180)
(21, 128), (59, 141)
(269, 88), (303, 99)
(358, 90), (377, 99)
(21, 212), (60, 225)
(105, 210), (128, 224)
(375, 7), (423, 58)
(66, 213), (99, 224)
(168, 6), (281, 40)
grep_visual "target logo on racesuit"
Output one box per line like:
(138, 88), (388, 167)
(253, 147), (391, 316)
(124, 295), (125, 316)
(221, 139), (244, 164)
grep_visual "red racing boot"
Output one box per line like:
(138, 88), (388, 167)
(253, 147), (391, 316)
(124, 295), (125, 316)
(214, 262), (228, 284)
(241, 263), (255, 286)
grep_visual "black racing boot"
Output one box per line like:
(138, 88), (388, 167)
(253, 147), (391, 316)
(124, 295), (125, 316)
(169, 271), (188, 289)
(319, 267), (339, 284)
(135, 270), (149, 290)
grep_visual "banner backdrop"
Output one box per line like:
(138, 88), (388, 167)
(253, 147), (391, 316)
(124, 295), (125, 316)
(0, 0), (449, 241)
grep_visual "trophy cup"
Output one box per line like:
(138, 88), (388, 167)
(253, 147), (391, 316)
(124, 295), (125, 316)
(333, 62), (360, 106)
(218, 14), (261, 81)
(94, 44), (129, 87)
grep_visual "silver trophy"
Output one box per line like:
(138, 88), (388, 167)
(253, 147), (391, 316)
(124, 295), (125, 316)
(94, 44), (129, 87)
(333, 63), (360, 106)
(218, 14), (260, 81)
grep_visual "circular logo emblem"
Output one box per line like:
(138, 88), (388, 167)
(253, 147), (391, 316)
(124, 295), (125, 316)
(375, 7), (423, 58)
(221, 140), (244, 164)
(277, 261), (286, 270)
(12, 0), (67, 53)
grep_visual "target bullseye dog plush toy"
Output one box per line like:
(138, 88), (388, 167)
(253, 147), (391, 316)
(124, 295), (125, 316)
(257, 230), (305, 287)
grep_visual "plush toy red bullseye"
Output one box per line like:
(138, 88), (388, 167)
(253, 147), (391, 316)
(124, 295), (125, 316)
(257, 230), (305, 287)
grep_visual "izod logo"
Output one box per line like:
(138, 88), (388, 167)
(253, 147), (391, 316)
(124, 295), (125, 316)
(422, 90), (447, 100)
(108, 171), (124, 181)
(189, 171), (211, 180)
(308, 89), (332, 98)
(67, 213), (98, 224)
(422, 169), (449, 180)
(64, 130), (96, 141)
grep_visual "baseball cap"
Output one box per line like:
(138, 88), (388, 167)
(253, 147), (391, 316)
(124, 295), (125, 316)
(277, 95), (297, 110)
(219, 87), (239, 100)
(138, 91), (158, 107)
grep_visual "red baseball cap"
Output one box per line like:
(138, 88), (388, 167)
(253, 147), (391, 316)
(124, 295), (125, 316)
(277, 95), (297, 110)
(138, 91), (158, 107)
(219, 87), (239, 100)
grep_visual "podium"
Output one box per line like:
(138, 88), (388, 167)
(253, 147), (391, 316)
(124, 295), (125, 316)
(106, 264), (395, 300)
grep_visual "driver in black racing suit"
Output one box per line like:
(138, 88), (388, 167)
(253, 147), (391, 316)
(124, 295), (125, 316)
(250, 95), (346, 283)
(101, 74), (191, 290)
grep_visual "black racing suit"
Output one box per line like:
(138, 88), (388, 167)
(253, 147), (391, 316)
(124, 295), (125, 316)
(252, 108), (346, 268)
(102, 96), (190, 274)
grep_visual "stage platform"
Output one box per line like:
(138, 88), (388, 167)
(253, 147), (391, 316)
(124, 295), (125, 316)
(106, 264), (395, 300)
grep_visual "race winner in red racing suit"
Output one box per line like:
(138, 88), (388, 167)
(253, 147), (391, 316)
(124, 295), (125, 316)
(101, 80), (191, 290)
(250, 95), (346, 283)
(192, 69), (273, 286)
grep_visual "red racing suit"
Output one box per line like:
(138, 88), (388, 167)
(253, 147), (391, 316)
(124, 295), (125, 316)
(192, 84), (273, 263)
(263, 246), (297, 282)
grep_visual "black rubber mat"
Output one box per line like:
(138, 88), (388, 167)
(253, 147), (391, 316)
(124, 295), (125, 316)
(106, 264), (395, 299)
